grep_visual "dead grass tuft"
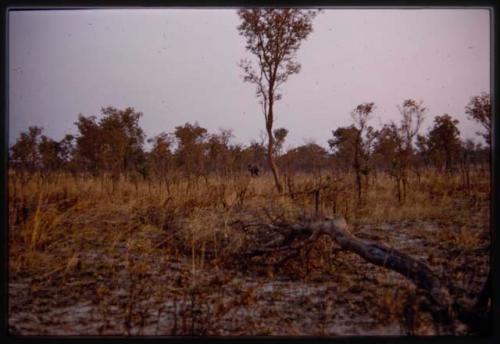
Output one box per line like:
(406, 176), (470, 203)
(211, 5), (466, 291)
(8, 167), (490, 335)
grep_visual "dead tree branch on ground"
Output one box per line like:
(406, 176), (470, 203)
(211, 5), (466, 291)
(237, 216), (490, 333)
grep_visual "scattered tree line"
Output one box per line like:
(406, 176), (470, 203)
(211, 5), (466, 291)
(327, 94), (490, 204)
(10, 8), (490, 199)
(234, 9), (490, 195)
(9, 93), (490, 193)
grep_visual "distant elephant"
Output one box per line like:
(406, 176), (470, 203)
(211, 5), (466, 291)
(247, 164), (260, 177)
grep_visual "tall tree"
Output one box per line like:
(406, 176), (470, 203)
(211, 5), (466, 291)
(350, 102), (376, 205)
(397, 99), (425, 154)
(465, 92), (491, 146)
(427, 114), (461, 173)
(415, 134), (430, 168)
(74, 107), (145, 180)
(458, 138), (480, 194)
(74, 115), (102, 175)
(238, 9), (318, 193)
(10, 126), (43, 173)
(329, 104), (377, 205)
(206, 128), (234, 176)
(99, 107), (145, 180)
(282, 142), (329, 174)
(373, 123), (403, 173)
(328, 126), (359, 173)
(58, 134), (75, 169)
(148, 132), (174, 190)
(373, 123), (410, 203)
(395, 99), (426, 202)
(38, 135), (62, 174)
(174, 122), (208, 176)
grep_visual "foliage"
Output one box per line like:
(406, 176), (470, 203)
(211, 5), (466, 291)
(273, 127), (289, 157)
(10, 126), (43, 173)
(465, 93), (491, 146)
(238, 9), (318, 193)
(281, 142), (329, 174)
(9, 92), (490, 191)
(427, 114), (461, 173)
(174, 122), (208, 176)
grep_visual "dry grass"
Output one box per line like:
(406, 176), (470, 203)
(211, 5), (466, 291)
(8, 167), (491, 335)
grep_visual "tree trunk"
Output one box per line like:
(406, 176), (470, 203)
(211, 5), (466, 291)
(244, 217), (490, 332)
(307, 218), (454, 321)
(267, 137), (283, 193)
(266, 96), (283, 194)
(353, 140), (362, 205)
(355, 170), (362, 205)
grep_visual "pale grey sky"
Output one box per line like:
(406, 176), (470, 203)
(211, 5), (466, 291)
(8, 8), (491, 150)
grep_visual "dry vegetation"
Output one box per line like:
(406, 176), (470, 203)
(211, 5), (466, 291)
(8, 167), (490, 336)
(8, 8), (492, 336)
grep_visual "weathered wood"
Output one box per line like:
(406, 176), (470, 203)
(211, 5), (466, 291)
(454, 269), (491, 334)
(271, 218), (453, 320)
(239, 216), (490, 332)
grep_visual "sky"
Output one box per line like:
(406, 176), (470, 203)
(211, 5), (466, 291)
(8, 8), (491, 151)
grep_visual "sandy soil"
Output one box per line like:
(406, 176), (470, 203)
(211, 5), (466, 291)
(9, 202), (489, 336)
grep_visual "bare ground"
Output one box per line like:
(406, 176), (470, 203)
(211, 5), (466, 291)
(8, 173), (490, 336)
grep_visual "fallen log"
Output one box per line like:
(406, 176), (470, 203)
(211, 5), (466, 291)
(240, 216), (490, 332)
(290, 218), (453, 322)
(453, 269), (491, 334)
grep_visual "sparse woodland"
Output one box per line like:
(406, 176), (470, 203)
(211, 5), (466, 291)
(8, 9), (491, 336)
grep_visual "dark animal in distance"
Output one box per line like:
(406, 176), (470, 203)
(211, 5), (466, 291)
(248, 164), (260, 177)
